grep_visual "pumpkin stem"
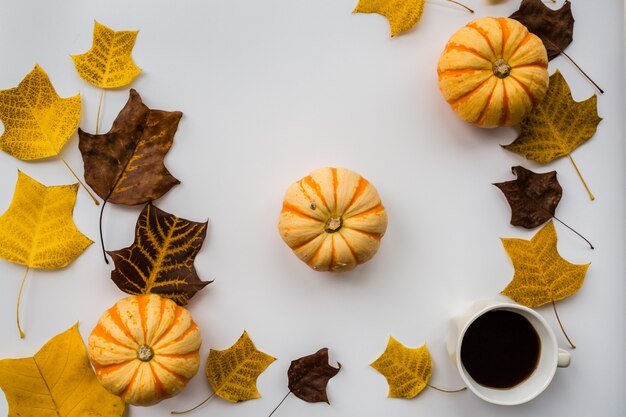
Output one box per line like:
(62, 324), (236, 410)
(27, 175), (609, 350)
(137, 344), (154, 362)
(427, 383), (467, 393)
(552, 300), (576, 349)
(446, 0), (474, 13)
(16, 266), (30, 339)
(325, 216), (343, 233)
(267, 391), (291, 417)
(171, 391), (216, 414)
(567, 154), (595, 201)
(492, 59), (511, 79)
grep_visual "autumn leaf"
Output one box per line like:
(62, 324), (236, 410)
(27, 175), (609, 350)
(371, 337), (432, 398)
(72, 21), (141, 89)
(108, 203), (210, 306)
(173, 331), (275, 413)
(494, 166), (593, 248)
(0, 171), (92, 337)
(501, 221), (589, 347)
(0, 324), (125, 416)
(502, 70), (602, 200)
(353, 0), (473, 37)
(0, 64), (98, 203)
(78, 89), (182, 260)
(509, 0), (574, 60)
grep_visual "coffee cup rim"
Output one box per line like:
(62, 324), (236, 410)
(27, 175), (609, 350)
(455, 301), (558, 406)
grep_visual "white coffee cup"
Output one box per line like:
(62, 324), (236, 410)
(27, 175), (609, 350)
(447, 299), (571, 405)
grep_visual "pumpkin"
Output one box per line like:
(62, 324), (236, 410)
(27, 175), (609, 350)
(437, 17), (549, 128)
(88, 294), (201, 406)
(278, 167), (388, 272)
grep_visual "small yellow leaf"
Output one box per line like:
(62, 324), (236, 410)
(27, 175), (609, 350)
(501, 221), (589, 307)
(72, 21), (141, 88)
(503, 70), (602, 164)
(0, 171), (92, 269)
(206, 331), (275, 402)
(0, 324), (125, 417)
(353, 0), (426, 37)
(370, 337), (432, 398)
(0, 64), (81, 160)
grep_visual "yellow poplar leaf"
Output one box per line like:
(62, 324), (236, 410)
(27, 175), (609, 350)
(0, 171), (92, 269)
(501, 221), (589, 307)
(206, 331), (276, 402)
(0, 64), (81, 160)
(353, 0), (426, 37)
(370, 337), (432, 398)
(0, 324), (125, 417)
(72, 21), (141, 88)
(503, 70), (602, 164)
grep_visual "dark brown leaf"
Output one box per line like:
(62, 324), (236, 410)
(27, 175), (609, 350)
(78, 89), (181, 205)
(510, 0), (574, 60)
(288, 348), (340, 404)
(494, 166), (562, 229)
(108, 203), (210, 305)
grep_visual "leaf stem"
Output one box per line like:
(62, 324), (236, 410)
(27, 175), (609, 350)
(446, 0), (474, 13)
(427, 384), (467, 393)
(551, 300), (576, 349)
(99, 199), (109, 264)
(267, 391), (291, 417)
(58, 154), (99, 205)
(552, 216), (594, 249)
(95, 89), (105, 134)
(16, 266), (30, 339)
(170, 392), (216, 414)
(545, 39), (603, 94)
(567, 154), (595, 201)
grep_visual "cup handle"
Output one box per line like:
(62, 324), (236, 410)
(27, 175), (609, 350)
(557, 348), (571, 368)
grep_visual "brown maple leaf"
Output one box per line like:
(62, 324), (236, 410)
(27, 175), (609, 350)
(288, 348), (341, 404)
(494, 166), (562, 229)
(108, 203), (210, 305)
(78, 89), (181, 205)
(509, 0), (574, 61)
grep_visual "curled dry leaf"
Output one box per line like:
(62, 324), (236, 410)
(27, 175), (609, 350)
(0, 324), (125, 416)
(494, 166), (562, 229)
(509, 0), (574, 60)
(371, 337), (432, 398)
(353, 0), (426, 37)
(72, 21), (141, 88)
(288, 348), (341, 404)
(0, 171), (92, 337)
(108, 203), (210, 306)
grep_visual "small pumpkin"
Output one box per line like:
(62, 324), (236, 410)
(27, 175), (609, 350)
(88, 294), (201, 406)
(437, 17), (549, 128)
(278, 167), (387, 272)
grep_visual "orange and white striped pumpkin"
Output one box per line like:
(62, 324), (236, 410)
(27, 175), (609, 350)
(437, 17), (549, 128)
(278, 167), (388, 272)
(88, 294), (201, 406)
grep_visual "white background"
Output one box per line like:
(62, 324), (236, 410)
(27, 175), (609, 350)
(0, 0), (624, 416)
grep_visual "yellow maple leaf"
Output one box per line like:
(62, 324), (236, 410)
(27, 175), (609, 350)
(72, 21), (141, 88)
(0, 171), (93, 337)
(501, 221), (589, 308)
(0, 324), (125, 417)
(370, 337), (432, 398)
(0, 64), (81, 160)
(353, 0), (426, 37)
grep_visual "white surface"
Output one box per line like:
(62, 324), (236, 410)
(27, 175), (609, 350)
(0, 0), (624, 416)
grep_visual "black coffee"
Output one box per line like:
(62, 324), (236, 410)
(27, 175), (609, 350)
(460, 309), (540, 389)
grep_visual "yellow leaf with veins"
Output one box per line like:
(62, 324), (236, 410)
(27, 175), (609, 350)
(501, 221), (589, 307)
(371, 337), (432, 398)
(72, 21), (141, 88)
(206, 331), (276, 402)
(0, 324), (125, 417)
(353, 0), (426, 36)
(0, 64), (81, 160)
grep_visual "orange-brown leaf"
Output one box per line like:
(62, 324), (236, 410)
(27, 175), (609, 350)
(108, 203), (210, 305)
